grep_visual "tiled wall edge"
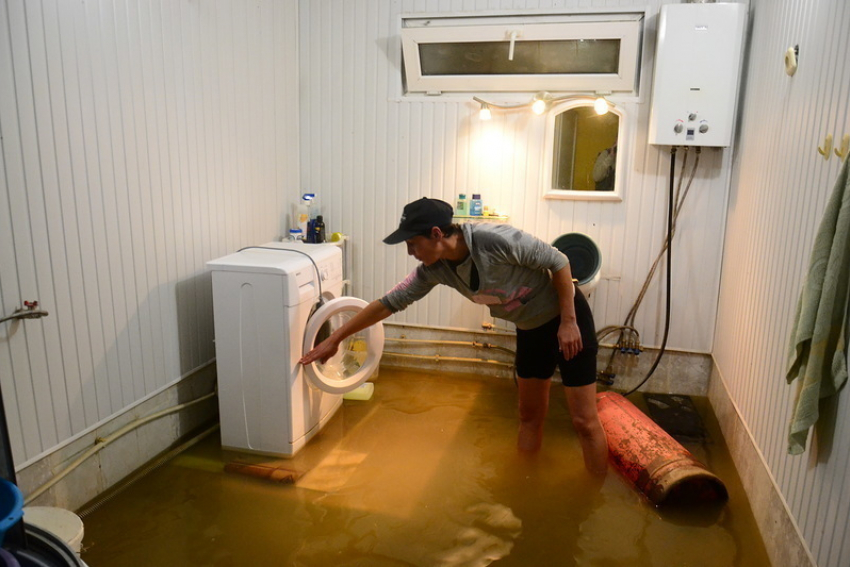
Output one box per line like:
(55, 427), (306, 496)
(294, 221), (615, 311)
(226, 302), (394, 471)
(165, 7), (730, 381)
(708, 361), (817, 567)
(16, 365), (219, 512)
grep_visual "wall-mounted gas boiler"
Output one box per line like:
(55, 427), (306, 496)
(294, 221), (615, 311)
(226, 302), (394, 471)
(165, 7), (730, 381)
(648, 3), (748, 147)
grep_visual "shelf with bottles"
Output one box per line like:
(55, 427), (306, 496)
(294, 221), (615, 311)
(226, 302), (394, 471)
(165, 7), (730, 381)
(453, 214), (510, 222)
(454, 193), (507, 222)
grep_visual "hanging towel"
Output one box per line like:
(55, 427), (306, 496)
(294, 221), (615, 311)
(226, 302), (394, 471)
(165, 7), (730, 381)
(786, 156), (850, 455)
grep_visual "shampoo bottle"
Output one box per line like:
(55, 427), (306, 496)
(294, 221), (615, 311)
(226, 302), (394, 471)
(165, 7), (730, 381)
(470, 194), (483, 216)
(456, 194), (469, 216)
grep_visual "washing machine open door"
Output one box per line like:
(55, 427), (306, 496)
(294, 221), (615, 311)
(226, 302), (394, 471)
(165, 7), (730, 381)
(302, 297), (384, 394)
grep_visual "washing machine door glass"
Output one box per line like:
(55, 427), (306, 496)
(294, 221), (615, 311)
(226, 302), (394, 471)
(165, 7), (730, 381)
(302, 297), (384, 394)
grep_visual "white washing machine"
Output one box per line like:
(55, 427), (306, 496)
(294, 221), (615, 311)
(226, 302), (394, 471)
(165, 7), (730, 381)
(207, 242), (383, 457)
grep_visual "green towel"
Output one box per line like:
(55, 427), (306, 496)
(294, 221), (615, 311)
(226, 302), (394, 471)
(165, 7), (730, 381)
(786, 156), (850, 455)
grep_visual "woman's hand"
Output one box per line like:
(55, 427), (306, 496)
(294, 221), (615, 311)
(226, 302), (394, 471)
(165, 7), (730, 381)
(552, 266), (583, 360)
(299, 299), (392, 366)
(299, 337), (340, 365)
(558, 318), (583, 360)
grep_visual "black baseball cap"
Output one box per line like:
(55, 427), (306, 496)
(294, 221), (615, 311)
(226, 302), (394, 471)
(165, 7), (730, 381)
(383, 198), (454, 244)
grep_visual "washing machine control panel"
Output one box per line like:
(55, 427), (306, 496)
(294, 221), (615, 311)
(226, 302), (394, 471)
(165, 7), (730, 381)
(316, 258), (343, 285)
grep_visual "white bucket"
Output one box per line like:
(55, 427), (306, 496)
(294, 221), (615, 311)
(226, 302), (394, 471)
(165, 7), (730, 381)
(22, 507), (84, 555)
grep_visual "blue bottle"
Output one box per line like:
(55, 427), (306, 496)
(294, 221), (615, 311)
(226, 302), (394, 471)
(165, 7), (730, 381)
(470, 194), (483, 216)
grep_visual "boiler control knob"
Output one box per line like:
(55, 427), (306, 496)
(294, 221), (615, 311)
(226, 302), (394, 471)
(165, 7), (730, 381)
(699, 123), (709, 133)
(688, 113), (697, 121)
(673, 122), (684, 134)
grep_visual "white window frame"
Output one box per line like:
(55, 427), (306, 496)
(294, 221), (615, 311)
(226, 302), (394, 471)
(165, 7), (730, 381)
(401, 14), (643, 95)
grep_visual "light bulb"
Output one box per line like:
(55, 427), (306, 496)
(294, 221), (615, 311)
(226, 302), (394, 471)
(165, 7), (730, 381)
(479, 103), (491, 120)
(531, 98), (547, 115)
(594, 97), (609, 115)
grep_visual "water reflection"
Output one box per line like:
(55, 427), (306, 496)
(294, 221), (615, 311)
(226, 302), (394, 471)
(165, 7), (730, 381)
(81, 370), (770, 567)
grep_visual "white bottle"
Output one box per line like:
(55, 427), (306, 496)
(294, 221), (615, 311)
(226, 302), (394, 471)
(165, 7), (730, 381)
(292, 193), (314, 236)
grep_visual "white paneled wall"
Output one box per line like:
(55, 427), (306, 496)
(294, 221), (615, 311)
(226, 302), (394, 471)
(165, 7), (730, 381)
(3, 0), (847, 562)
(0, 0), (300, 466)
(298, 0), (733, 354)
(715, 0), (850, 565)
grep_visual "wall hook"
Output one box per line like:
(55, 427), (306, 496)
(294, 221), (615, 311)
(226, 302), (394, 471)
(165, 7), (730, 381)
(834, 134), (849, 159)
(818, 134), (833, 160)
(784, 45), (799, 76)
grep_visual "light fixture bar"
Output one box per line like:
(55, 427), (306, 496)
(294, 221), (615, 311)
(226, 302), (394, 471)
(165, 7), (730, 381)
(472, 92), (614, 119)
(472, 96), (533, 111)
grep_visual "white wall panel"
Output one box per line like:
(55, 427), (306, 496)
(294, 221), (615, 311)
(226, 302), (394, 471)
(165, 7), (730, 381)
(298, 0), (733, 352)
(0, 0), (300, 466)
(714, 0), (850, 565)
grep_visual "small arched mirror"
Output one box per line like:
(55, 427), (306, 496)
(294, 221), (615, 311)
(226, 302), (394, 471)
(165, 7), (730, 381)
(542, 99), (626, 201)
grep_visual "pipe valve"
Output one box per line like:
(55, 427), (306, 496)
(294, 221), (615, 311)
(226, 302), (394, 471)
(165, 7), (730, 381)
(1, 301), (50, 324)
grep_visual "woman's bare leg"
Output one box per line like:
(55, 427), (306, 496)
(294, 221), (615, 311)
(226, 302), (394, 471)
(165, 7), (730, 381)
(564, 383), (608, 476)
(517, 377), (551, 452)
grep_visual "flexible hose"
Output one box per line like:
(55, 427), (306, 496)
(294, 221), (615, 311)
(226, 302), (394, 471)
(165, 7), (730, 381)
(619, 147), (699, 334)
(237, 246), (325, 304)
(623, 147), (677, 397)
(25, 391), (217, 504)
(77, 423), (220, 518)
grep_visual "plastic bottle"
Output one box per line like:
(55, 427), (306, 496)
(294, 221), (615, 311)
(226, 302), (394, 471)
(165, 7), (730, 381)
(308, 194), (320, 220)
(456, 193), (469, 216)
(343, 382), (374, 401)
(313, 215), (326, 243)
(292, 193), (314, 236)
(470, 194), (483, 216)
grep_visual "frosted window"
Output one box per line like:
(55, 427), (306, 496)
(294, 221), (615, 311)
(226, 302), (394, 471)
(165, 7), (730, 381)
(419, 39), (620, 76)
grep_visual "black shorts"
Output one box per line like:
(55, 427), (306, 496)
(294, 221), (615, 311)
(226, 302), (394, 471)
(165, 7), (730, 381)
(515, 286), (598, 387)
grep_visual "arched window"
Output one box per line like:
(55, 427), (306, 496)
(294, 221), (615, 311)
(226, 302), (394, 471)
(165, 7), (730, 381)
(542, 99), (630, 201)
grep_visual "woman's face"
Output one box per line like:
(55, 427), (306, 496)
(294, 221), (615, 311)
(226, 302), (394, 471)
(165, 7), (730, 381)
(405, 233), (442, 266)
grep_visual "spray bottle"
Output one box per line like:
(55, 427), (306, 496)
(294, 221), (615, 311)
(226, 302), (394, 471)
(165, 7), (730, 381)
(292, 193), (314, 237)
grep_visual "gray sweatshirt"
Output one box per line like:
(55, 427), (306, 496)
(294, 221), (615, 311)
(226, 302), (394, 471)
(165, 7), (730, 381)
(379, 223), (569, 330)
